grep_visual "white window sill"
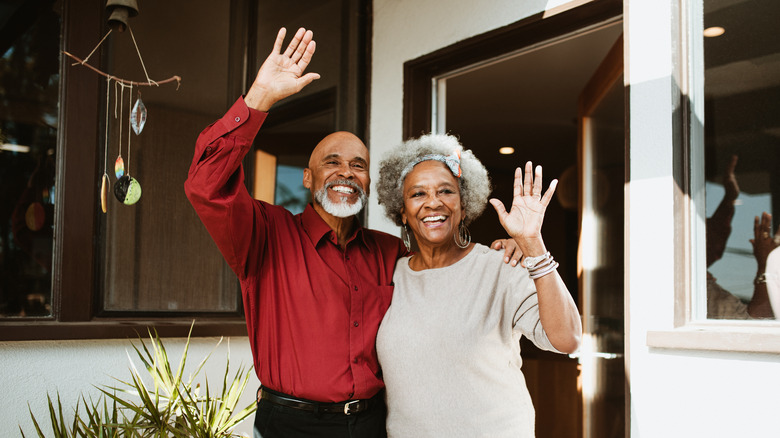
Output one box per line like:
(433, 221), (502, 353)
(647, 321), (780, 354)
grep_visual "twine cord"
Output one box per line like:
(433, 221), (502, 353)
(127, 82), (132, 174)
(128, 26), (158, 86)
(75, 29), (112, 66)
(103, 76), (111, 175)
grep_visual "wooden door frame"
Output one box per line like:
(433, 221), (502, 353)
(576, 34), (625, 438)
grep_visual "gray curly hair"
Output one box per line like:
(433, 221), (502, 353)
(376, 133), (491, 226)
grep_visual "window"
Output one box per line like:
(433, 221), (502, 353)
(0, 0), (247, 339)
(700, 0), (780, 321)
(0, 0), (370, 340)
(0, 0), (60, 319)
(98, 1), (239, 314)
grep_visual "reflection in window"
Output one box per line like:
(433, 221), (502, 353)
(0, 1), (61, 318)
(704, 0), (780, 319)
(99, 1), (239, 313)
(275, 164), (309, 215)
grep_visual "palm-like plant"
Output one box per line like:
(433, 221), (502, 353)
(22, 323), (256, 437)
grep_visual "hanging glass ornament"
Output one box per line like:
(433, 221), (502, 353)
(114, 155), (125, 178)
(130, 95), (146, 135)
(114, 175), (142, 205)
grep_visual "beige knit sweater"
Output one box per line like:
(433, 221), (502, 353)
(376, 243), (560, 438)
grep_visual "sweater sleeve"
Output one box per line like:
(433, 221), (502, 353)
(508, 268), (561, 354)
(184, 97), (269, 279)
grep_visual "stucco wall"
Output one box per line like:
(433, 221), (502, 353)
(2, 337), (260, 436)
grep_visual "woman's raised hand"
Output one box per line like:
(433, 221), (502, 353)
(489, 161), (557, 244)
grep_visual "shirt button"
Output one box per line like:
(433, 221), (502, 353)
(234, 116), (241, 122)
(205, 146), (213, 153)
(353, 321), (359, 327)
(353, 285), (358, 291)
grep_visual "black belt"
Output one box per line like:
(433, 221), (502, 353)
(257, 386), (381, 415)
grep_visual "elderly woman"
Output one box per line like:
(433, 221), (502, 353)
(375, 133), (581, 437)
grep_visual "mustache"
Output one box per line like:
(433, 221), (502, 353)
(324, 179), (366, 196)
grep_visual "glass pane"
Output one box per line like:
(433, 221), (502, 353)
(704, 0), (780, 320)
(583, 74), (625, 438)
(0, 1), (61, 318)
(99, 0), (238, 312)
(275, 164), (310, 215)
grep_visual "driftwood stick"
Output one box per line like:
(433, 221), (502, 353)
(62, 51), (181, 89)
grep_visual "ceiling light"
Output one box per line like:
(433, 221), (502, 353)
(703, 26), (725, 38)
(499, 147), (515, 155)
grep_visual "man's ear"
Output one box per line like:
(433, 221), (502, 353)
(303, 168), (312, 189)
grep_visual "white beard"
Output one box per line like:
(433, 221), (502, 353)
(314, 180), (367, 218)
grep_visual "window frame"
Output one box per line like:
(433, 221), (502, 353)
(0, 0), (249, 340)
(0, 0), (373, 341)
(646, 0), (780, 354)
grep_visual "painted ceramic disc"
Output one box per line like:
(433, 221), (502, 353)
(115, 155), (125, 179)
(100, 173), (109, 213)
(114, 175), (142, 205)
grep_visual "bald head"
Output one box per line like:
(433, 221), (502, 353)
(308, 131), (368, 168)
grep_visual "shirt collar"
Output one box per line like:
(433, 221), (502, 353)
(301, 203), (367, 248)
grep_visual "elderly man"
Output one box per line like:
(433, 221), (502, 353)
(186, 27), (519, 437)
(185, 27), (404, 437)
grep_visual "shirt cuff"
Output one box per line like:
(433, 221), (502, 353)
(209, 96), (268, 143)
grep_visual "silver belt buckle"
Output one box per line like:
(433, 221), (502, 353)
(344, 400), (360, 415)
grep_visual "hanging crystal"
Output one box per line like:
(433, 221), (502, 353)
(130, 96), (147, 135)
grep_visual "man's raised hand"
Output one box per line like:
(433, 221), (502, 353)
(245, 27), (321, 111)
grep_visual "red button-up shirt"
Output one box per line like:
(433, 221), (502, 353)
(184, 97), (406, 402)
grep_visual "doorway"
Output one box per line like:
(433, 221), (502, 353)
(403, 7), (625, 438)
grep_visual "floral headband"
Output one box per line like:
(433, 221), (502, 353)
(397, 149), (462, 188)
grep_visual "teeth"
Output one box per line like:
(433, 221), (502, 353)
(422, 215), (447, 223)
(332, 186), (355, 194)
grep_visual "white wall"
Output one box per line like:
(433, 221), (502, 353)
(370, 0), (780, 437)
(2, 337), (260, 437)
(624, 0), (780, 437)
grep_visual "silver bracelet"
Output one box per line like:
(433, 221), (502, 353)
(529, 261), (559, 279)
(528, 257), (555, 273)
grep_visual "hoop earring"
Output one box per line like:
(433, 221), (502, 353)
(401, 223), (412, 252)
(454, 220), (471, 249)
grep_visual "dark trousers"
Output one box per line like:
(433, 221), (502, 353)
(253, 395), (387, 438)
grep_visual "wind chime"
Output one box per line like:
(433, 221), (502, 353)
(62, 0), (181, 214)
